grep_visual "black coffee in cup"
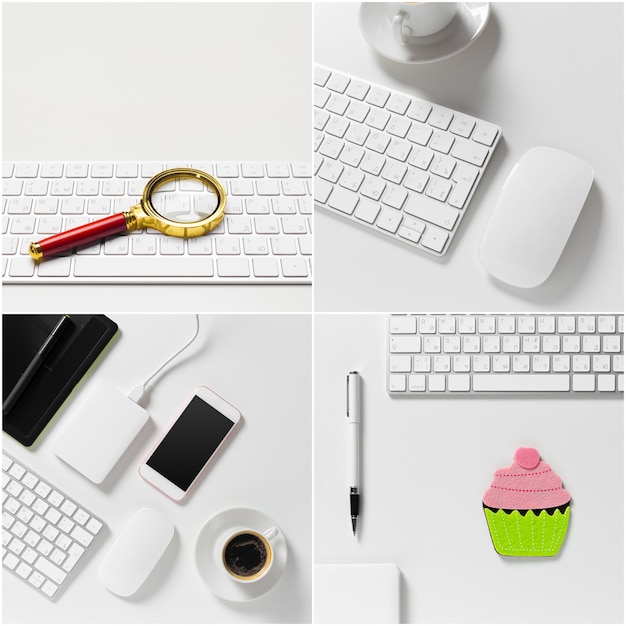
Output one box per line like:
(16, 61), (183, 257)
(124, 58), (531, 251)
(223, 531), (271, 580)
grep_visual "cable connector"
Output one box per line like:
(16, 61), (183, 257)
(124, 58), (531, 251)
(127, 384), (146, 404)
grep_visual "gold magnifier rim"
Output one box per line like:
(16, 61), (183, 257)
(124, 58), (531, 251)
(135, 167), (227, 237)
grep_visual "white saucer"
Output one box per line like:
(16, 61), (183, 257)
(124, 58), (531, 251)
(195, 507), (288, 602)
(359, 2), (491, 64)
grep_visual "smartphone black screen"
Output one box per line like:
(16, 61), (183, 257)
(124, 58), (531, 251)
(146, 395), (235, 491)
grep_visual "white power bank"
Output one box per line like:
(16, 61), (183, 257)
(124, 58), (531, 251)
(54, 380), (150, 484)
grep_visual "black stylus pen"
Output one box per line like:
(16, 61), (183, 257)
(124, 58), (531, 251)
(3, 314), (71, 414)
(347, 371), (361, 536)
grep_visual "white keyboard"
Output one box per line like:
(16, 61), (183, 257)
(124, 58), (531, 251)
(2, 451), (105, 599)
(388, 314), (624, 394)
(314, 65), (501, 257)
(2, 161), (312, 284)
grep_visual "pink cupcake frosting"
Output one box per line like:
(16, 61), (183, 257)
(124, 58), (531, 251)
(483, 447), (571, 510)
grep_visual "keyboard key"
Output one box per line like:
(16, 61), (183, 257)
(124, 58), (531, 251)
(573, 374), (595, 391)
(40, 581), (58, 598)
(3, 180), (23, 196)
(448, 375), (470, 392)
(252, 258), (279, 278)
(8, 464), (25, 481)
(281, 258), (309, 278)
(34, 556), (67, 585)
(390, 316), (417, 334)
(451, 138), (490, 167)
(327, 187), (358, 215)
(314, 179), (333, 204)
(598, 375), (616, 392)
(66, 163), (88, 178)
(70, 525), (93, 547)
(62, 543), (85, 572)
(428, 375), (446, 392)
(216, 258), (250, 277)
(15, 163), (39, 178)
(15, 562), (32, 579)
(10, 217), (36, 234)
(473, 375), (570, 392)
(473, 123), (500, 146)
(354, 199), (380, 224)
(376, 209), (402, 234)
(91, 163), (114, 178)
(404, 195), (458, 231)
(86, 518), (103, 535)
(389, 355), (412, 372)
(449, 115), (475, 138)
(390, 336), (421, 353)
(314, 66), (331, 87)
(408, 375), (426, 392)
(74, 258), (214, 277)
(388, 374), (407, 392)
(428, 107), (453, 130)
(116, 163), (138, 178)
(598, 316), (616, 333)
(44, 509), (61, 525)
(420, 227), (448, 253)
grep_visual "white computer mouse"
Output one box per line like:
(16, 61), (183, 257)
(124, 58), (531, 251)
(479, 147), (593, 288)
(99, 507), (174, 597)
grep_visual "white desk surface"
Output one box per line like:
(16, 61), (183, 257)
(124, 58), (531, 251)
(314, 2), (624, 312)
(2, 313), (312, 623)
(314, 314), (624, 624)
(2, 2), (312, 313)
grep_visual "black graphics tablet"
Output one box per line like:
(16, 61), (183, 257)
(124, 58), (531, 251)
(2, 314), (118, 446)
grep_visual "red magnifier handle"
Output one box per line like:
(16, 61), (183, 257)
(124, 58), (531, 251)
(29, 212), (130, 260)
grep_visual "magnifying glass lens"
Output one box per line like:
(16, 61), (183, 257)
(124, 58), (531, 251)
(149, 175), (219, 223)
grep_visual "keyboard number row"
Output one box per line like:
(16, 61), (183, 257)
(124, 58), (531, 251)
(389, 315), (624, 335)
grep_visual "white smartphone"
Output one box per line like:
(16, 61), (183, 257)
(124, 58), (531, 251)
(139, 386), (241, 501)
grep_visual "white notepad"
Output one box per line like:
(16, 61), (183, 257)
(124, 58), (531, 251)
(314, 563), (401, 624)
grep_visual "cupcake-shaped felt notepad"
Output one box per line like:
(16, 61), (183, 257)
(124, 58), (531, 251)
(483, 448), (571, 557)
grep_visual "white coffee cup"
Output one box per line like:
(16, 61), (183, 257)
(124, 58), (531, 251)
(220, 526), (278, 584)
(386, 2), (457, 43)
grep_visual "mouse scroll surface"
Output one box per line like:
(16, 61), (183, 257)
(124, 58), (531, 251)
(479, 147), (593, 288)
(99, 508), (174, 597)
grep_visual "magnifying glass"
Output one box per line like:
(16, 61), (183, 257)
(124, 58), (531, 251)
(28, 168), (227, 261)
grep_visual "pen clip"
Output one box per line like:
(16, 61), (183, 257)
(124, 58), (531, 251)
(346, 374), (350, 418)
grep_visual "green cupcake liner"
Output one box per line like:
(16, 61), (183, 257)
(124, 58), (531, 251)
(484, 506), (570, 556)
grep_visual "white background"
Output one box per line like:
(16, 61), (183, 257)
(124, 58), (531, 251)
(314, 314), (624, 624)
(3, 313), (312, 623)
(2, 2), (312, 313)
(314, 2), (624, 312)
(3, 2), (625, 624)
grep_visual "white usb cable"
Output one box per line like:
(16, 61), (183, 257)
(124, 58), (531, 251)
(128, 314), (200, 404)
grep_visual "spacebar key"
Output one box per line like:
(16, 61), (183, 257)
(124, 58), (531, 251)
(473, 374), (570, 392)
(74, 257), (214, 277)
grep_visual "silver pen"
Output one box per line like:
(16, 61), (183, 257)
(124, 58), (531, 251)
(347, 371), (361, 536)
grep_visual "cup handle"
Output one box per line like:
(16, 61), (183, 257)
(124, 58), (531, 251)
(392, 12), (409, 44)
(263, 526), (279, 542)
